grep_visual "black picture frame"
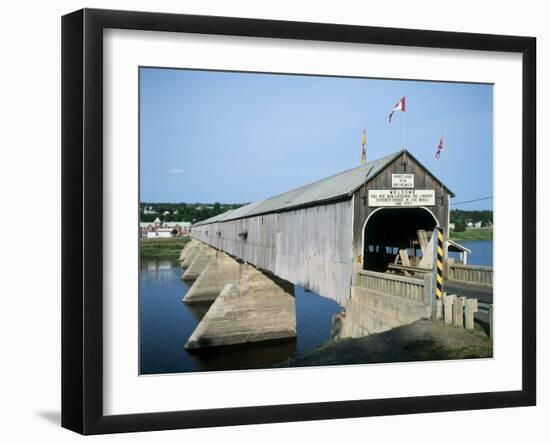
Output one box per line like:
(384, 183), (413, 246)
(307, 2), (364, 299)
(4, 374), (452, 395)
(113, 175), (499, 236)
(62, 8), (536, 435)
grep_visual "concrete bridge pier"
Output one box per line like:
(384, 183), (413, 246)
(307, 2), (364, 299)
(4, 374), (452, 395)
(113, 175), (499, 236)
(185, 265), (296, 349)
(181, 246), (216, 281)
(182, 252), (241, 303)
(178, 238), (197, 264)
(180, 241), (201, 268)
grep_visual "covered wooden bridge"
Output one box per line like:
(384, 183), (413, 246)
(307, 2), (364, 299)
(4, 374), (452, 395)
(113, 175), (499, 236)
(182, 149), (489, 347)
(192, 149), (453, 305)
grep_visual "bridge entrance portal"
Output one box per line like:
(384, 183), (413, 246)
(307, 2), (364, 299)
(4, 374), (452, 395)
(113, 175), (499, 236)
(362, 207), (438, 272)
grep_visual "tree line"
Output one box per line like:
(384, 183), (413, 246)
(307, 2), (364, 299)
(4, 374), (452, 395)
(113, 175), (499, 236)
(141, 203), (492, 232)
(140, 202), (246, 224)
(450, 209), (493, 232)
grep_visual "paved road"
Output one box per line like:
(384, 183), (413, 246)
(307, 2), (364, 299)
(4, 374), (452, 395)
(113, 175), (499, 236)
(443, 280), (493, 304)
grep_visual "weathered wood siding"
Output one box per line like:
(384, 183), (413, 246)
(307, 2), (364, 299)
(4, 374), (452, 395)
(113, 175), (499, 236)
(191, 200), (354, 305)
(352, 151), (451, 264)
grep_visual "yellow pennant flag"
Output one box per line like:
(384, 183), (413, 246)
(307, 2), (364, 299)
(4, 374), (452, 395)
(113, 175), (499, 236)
(360, 129), (366, 165)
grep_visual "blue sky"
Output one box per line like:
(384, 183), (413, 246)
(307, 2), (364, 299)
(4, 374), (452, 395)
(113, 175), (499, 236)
(140, 68), (493, 210)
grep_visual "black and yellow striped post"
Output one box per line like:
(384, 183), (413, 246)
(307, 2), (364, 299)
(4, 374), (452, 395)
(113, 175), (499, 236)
(435, 228), (444, 300)
(431, 227), (445, 319)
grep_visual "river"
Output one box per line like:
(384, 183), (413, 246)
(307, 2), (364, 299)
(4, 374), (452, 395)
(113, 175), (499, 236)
(139, 258), (341, 374)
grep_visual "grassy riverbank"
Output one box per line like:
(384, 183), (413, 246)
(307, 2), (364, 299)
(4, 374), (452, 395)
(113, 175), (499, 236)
(450, 227), (493, 242)
(140, 236), (191, 258)
(279, 320), (492, 368)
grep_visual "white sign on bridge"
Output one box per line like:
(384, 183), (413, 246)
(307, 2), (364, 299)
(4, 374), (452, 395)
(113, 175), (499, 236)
(392, 173), (414, 188)
(368, 189), (435, 207)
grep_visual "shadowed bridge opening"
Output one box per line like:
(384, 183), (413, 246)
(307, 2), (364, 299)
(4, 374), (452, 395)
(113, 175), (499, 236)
(363, 207), (438, 272)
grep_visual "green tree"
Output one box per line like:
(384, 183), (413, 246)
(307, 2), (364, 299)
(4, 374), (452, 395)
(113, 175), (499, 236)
(454, 219), (466, 232)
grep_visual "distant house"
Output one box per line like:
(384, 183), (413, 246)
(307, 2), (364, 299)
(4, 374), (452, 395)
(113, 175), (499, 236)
(140, 219), (192, 238)
(449, 222), (455, 230)
(148, 228), (172, 238)
(140, 222), (152, 236)
(143, 206), (157, 215)
(165, 221), (191, 235)
(473, 221), (483, 229)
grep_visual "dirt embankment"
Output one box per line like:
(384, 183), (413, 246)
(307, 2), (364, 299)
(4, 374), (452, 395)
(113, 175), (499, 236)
(279, 319), (492, 368)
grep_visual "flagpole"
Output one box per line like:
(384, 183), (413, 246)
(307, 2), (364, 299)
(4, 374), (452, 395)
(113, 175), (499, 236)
(403, 111), (407, 149)
(441, 128), (445, 182)
(440, 129), (445, 212)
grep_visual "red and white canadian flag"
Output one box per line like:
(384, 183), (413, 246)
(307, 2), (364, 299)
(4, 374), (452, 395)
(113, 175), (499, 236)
(388, 96), (406, 123)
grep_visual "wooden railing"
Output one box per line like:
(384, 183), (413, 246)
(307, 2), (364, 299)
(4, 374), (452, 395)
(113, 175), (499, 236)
(447, 264), (493, 286)
(356, 270), (430, 304)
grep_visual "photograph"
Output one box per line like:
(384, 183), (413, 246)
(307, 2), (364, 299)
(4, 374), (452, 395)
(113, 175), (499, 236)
(138, 67), (494, 375)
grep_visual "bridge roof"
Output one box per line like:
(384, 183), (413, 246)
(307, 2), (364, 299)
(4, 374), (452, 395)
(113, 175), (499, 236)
(193, 149), (452, 226)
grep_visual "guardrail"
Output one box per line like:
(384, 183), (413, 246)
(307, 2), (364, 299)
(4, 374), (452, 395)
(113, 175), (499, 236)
(447, 264), (493, 286)
(356, 270), (430, 304)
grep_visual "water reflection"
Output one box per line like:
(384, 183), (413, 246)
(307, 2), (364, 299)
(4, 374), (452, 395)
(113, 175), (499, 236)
(187, 339), (297, 372)
(185, 301), (212, 322)
(139, 258), (340, 375)
(145, 260), (174, 273)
